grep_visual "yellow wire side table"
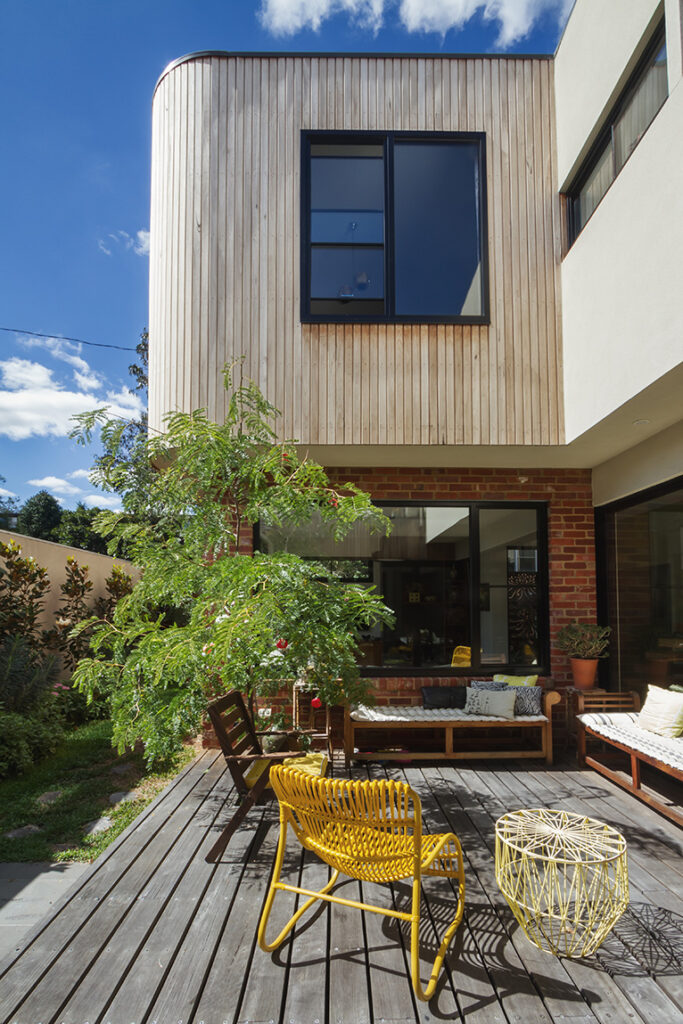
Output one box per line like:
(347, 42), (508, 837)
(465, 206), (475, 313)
(495, 808), (629, 958)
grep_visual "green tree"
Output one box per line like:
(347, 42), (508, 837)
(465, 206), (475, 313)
(57, 503), (108, 554)
(71, 366), (393, 764)
(0, 475), (19, 531)
(16, 490), (62, 540)
(69, 329), (154, 533)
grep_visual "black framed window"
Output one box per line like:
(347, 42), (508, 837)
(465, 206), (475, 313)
(596, 475), (683, 695)
(567, 24), (667, 246)
(301, 132), (489, 324)
(258, 501), (549, 676)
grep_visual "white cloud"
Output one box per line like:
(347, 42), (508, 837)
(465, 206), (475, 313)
(261, 0), (384, 33)
(0, 487), (17, 499)
(0, 375), (146, 441)
(105, 385), (145, 416)
(69, 469), (93, 481)
(82, 493), (123, 511)
(73, 369), (102, 391)
(27, 475), (83, 496)
(17, 337), (105, 395)
(260, 0), (569, 44)
(1, 358), (55, 391)
(134, 229), (150, 256)
(18, 335), (101, 386)
(99, 228), (150, 258)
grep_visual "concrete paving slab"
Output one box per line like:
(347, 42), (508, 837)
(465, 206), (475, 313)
(0, 861), (88, 962)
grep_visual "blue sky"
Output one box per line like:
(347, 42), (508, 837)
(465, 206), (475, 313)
(0, 0), (572, 513)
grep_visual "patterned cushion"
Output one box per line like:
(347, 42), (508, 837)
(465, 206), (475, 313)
(638, 685), (683, 738)
(512, 686), (543, 716)
(422, 686), (467, 709)
(471, 679), (542, 715)
(493, 673), (539, 687)
(464, 687), (517, 720)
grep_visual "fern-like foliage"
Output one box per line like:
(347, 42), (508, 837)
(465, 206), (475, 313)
(70, 363), (394, 765)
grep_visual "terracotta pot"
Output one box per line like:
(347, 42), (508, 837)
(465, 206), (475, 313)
(570, 658), (599, 689)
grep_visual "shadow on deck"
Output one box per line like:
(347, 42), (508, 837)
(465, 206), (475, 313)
(1, 752), (681, 1024)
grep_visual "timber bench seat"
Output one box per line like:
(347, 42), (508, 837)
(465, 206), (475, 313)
(344, 691), (561, 767)
(577, 691), (683, 828)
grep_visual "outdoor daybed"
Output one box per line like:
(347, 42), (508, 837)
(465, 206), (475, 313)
(344, 686), (560, 766)
(577, 689), (683, 827)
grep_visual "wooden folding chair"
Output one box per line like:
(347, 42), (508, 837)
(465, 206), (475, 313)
(205, 691), (326, 863)
(258, 765), (465, 1001)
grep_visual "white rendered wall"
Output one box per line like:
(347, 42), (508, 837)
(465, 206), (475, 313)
(561, 82), (683, 442)
(593, 420), (683, 506)
(557, 0), (683, 444)
(555, 0), (663, 186)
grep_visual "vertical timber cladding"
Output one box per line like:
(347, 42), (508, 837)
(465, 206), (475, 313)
(149, 54), (564, 447)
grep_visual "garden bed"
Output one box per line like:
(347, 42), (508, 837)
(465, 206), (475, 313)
(0, 721), (196, 863)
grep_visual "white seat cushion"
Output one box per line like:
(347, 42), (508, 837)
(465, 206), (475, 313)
(578, 711), (683, 772)
(351, 704), (547, 724)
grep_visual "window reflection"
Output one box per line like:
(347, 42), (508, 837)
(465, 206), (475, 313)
(479, 508), (540, 667)
(260, 503), (547, 673)
(393, 142), (482, 317)
(604, 486), (683, 697)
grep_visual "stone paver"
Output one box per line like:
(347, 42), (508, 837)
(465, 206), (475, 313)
(0, 862), (88, 962)
(108, 790), (137, 806)
(83, 816), (112, 836)
(5, 824), (41, 840)
(36, 790), (62, 805)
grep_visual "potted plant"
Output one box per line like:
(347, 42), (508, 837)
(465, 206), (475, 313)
(555, 622), (611, 689)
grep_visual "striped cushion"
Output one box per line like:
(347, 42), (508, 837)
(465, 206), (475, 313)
(577, 711), (683, 771)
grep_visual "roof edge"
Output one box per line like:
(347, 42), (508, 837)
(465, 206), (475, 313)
(154, 48), (554, 96)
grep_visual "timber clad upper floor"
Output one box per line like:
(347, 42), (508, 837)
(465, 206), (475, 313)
(148, 0), (683, 498)
(149, 53), (564, 449)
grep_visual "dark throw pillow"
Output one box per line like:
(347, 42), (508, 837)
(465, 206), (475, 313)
(421, 686), (467, 710)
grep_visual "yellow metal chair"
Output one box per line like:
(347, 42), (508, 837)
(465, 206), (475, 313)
(258, 765), (465, 1001)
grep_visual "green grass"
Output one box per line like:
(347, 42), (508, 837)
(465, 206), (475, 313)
(0, 721), (196, 863)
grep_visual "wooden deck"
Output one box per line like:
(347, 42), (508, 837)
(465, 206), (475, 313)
(1, 752), (682, 1024)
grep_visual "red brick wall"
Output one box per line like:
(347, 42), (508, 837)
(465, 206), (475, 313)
(326, 466), (596, 694)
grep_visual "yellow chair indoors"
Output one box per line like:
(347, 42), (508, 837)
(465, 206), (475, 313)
(258, 765), (466, 1002)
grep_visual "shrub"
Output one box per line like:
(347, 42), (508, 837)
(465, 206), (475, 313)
(0, 710), (63, 778)
(0, 541), (51, 646)
(0, 635), (59, 714)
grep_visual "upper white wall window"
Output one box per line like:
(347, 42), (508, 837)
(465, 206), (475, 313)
(567, 24), (668, 245)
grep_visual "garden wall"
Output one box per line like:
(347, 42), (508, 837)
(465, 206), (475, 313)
(0, 531), (138, 630)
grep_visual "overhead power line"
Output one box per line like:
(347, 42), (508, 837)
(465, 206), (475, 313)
(0, 326), (137, 352)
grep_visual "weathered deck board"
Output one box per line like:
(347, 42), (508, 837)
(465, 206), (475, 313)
(1, 754), (681, 1024)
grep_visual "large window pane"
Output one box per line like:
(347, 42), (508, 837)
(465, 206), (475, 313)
(604, 487), (683, 696)
(614, 41), (667, 171)
(260, 506), (471, 670)
(260, 503), (547, 673)
(573, 141), (613, 235)
(393, 142), (482, 317)
(479, 508), (540, 667)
